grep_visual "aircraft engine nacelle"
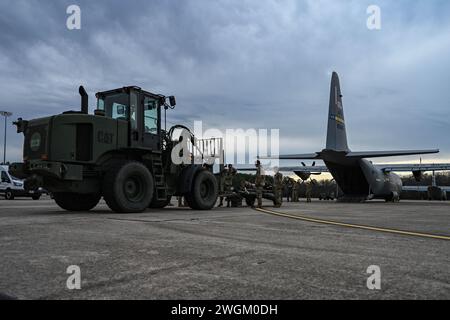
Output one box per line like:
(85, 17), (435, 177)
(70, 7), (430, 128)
(412, 170), (423, 182)
(294, 171), (311, 181)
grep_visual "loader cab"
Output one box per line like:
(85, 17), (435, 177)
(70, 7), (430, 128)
(96, 86), (163, 150)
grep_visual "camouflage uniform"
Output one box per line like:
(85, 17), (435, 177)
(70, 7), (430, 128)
(255, 165), (264, 208)
(286, 178), (293, 202)
(273, 172), (283, 208)
(223, 166), (236, 207)
(305, 181), (312, 203)
(292, 180), (300, 202)
(218, 167), (227, 207)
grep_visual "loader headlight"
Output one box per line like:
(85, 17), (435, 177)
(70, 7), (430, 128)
(30, 132), (41, 151)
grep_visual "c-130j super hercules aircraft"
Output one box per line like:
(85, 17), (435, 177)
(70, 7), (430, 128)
(261, 72), (450, 202)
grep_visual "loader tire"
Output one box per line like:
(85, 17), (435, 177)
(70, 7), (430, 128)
(103, 161), (154, 213)
(186, 170), (218, 210)
(54, 193), (101, 212)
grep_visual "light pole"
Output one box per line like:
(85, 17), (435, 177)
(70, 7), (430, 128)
(0, 111), (13, 165)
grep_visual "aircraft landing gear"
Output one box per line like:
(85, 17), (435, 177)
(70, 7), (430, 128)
(385, 192), (400, 203)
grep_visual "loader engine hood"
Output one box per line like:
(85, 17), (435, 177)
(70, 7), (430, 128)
(21, 113), (127, 164)
(23, 117), (52, 161)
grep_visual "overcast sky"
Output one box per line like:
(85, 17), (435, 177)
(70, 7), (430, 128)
(1, 0), (449, 165)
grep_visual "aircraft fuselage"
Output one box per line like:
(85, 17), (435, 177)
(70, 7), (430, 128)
(320, 150), (403, 201)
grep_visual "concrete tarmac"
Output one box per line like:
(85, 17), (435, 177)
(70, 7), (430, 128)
(0, 197), (449, 300)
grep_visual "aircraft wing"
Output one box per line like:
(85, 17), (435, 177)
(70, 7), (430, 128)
(237, 165), (329, 174)
(259, 153), (321, 160)
(402, 185), (450, 192)
(377, 163), (450, 172)
(346, 149), (439, 158)
(402, 186), (429, 192)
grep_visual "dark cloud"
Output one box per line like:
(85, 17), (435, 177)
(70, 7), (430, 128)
(1, 0), (450, 163)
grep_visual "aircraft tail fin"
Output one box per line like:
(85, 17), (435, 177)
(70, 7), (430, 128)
(326, 72), (349, 152)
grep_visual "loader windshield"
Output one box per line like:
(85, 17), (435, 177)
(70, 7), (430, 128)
(98, 92), (139, 130)
(97, 93), (130, 121)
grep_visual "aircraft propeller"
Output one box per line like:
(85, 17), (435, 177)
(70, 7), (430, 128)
(295, 161), (321, 181)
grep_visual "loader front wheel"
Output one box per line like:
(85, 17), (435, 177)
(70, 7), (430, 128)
(186, 170), (218, 210)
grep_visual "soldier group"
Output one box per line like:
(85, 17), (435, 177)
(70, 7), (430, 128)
(265, 165), (315, 207)
(284, 177), (302, 203)
(218, 160), (266, 208)
(214, 161), (315, 209)
(218, 164), (237, 207)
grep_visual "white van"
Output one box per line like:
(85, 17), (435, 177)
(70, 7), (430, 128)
(0, 166), (41, 200)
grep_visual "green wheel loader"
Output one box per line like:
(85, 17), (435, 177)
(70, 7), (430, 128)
(10, 86), (219, 213)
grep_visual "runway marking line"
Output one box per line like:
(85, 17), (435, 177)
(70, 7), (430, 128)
(255, 208), (450, 241)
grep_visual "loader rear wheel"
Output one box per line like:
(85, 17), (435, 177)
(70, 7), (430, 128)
(186, 170), (218, 210)
(103, 161), (154, 213)
(54, 193), (101, 212)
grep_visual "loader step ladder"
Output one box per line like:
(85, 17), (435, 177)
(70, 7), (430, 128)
(152, 159), (167, 201)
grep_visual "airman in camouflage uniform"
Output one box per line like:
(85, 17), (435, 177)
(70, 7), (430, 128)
(255, 160), (265, 208)
(218, 165), (227, 207)
(292, 179), (300, 202)
(286, 178), (294, 202)
(224, 164), (237, 207)
(305, 180), (313, 203)
(273, 167), (283, 208)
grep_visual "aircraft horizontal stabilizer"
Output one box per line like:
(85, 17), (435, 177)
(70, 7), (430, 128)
(280, 166), (329, 173)
(378, 163), (450, 172)
(346, 150), (439, 159)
